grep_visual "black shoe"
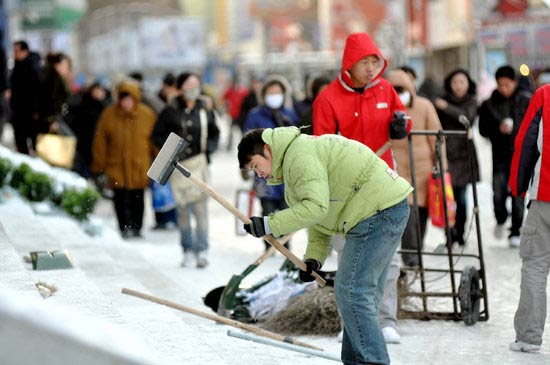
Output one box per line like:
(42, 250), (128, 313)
(451, 228), (465, 246)
(152, 223), (167, 230)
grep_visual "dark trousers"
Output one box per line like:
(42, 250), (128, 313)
(113, 188), (144, 234)
(260, 198), (289, 250)
(155, 208), (178, 226)
(401, 206), (428, 267)
(11, 113), (37, 155)
(493, 162), (525, 237)
(451, 185), (467, 245)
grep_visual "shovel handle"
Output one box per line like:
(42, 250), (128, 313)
(121, 288), (324, 351)
(375, 141), (391, 157)
(177, 163), (326, 287)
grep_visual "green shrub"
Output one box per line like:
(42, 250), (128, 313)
(19, 171), (53, 202)
(10, 163), (32, 189)
(0, 157), (13, 187)
(61, 188), (101, 221)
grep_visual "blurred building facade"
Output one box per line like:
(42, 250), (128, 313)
(4, 0), (85, 62)
(477, 0), (550, 81)
(2, 0), (550, 92)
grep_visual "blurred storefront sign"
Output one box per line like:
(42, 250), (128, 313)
(85, 16), (204, 74)
(535, 25), (550, 55)
(250, 0), (315, 17)
(234, 0), (254, 41)
(139, 17), (205, 68)
(330, 0), (385, 53)
(479, 21), (550, 71)
(407, 0), (428, 49)
(496, 0), (528, 15)
(21, 0), (84, 30)
(250, 0), (318, 53)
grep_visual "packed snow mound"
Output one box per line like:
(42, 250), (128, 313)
(0, 145), (89, 194)
(0, 288), (156, 365)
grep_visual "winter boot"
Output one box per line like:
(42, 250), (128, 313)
(196, 251), (208, 268)
(509, 340), (540, 352)
(382, 327), (401, 344)
(181, 252), (194, 267)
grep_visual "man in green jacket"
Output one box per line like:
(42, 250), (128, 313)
(238, 127), (413, 365)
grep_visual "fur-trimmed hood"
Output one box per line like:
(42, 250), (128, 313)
(116, 80), (141, 104)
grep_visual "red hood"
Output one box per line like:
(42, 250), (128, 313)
(341, 32), (387, 88)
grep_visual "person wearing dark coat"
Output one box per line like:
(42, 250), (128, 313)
(70, 82), (108, 178)
(295, 74), (331, 135)
(478, 65), (532, 247)
(152, 72), (220, 268)
(8, 40), (41, 154)
(37, 52), (72, 135)
(0, 30), (8, 138)
(434, 68), (480, 246)
(236, 76), (262, 132)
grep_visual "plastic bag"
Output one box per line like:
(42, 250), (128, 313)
(428, 170), (456, 228)
(151, 180), (177, 212)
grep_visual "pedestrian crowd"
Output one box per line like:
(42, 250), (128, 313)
(2, 34), (550, 364)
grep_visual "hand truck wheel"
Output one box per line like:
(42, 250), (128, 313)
(459, 265), (481, 325)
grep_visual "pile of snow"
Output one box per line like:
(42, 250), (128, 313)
(0, 145), (89, 195)
(0, 288), (156, 365)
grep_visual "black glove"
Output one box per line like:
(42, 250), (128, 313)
(389, 111), (410, 139)
(299, 259), (321, 282)
(243, 216), (267, 238)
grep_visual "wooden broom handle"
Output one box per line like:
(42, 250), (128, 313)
(178, 164), (326, 287)
(121, 288), (323, 351)
(376, 141), (391, 157)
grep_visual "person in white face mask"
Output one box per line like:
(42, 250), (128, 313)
(386, 69), (447, 268)
(243, 75), (298, 251)
(152, 72), (220, 269)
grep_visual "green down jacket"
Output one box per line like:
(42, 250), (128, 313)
(263, 127), (413, 264)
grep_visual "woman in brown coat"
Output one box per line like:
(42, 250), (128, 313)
(387, 69), (446, 267)
(91, 80), (156, 238)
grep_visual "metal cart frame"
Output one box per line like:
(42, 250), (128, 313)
(397, 124), (489, 325)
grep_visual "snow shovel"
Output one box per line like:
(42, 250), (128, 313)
(148, 133), (326, 287)
(217, 234), (293, 317)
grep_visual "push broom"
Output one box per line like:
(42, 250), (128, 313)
(146, 132), (326, 287)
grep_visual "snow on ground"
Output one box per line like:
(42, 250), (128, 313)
(1, 126), (550, 364)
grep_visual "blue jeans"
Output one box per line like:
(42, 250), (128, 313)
(179, 200), (209, 253)
(335, 199), (409, 365)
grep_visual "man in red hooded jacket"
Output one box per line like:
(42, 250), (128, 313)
(313, 32), (411, 364)
(313, 32), (410, 168)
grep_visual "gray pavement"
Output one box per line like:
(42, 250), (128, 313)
(0, 127), (549, 364)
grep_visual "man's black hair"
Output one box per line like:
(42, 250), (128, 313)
(129, 72), (143, 83)
(495, 65), (516, 81)
(163, 72), (176, 86)
(238, 128), (267, 169)
(311, 75), (332, 100)
(13, 40), (29, 51)
(399, 65), (417, 80)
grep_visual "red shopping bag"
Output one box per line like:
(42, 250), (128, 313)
(428, 171), (456, 228)
(235, 189), (256, 235)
